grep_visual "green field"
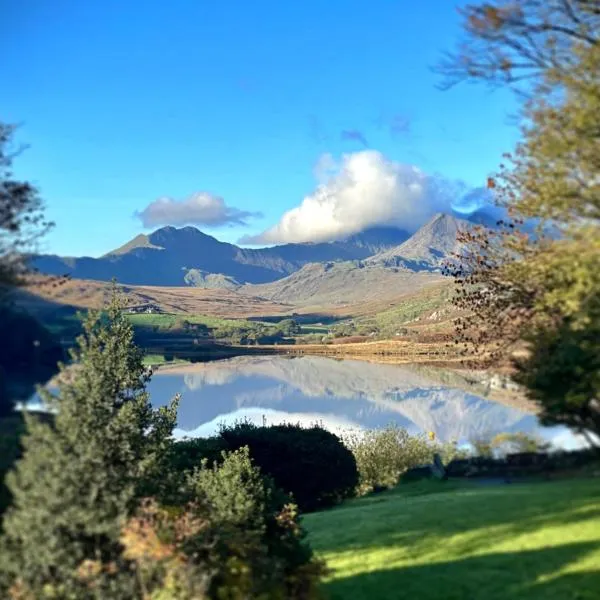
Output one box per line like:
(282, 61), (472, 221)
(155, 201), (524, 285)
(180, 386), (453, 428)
(300, 325), (330, 334)
(124, 313), (258, 329)
(304, 478), (600, 600)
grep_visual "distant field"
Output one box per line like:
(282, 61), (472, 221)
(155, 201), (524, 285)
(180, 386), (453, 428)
(305, 478), (600, 600)
(20, 277), (291, 318)
(18, 276), (469, 360)
(299, 325), (330, 334)
(125, 312), (260, 330)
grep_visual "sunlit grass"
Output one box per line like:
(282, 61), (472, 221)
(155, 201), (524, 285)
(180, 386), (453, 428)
(141, 353), (191, 366)
(125, 313), (256, 329)
(304, 478), (600, 599)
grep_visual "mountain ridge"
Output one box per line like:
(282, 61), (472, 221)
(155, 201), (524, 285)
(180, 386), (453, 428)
(367, 213), (469, 271)
(31, 212), (473, 288)
(32, 225), (410, 287)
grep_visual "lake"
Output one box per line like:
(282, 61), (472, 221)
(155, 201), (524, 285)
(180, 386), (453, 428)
(137, 355), (584, 449)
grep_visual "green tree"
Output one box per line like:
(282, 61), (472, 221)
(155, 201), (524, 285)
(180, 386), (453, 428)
(438, 1), (600, 440)
(276, 319), (301, 336)
(0, 288), (179, 597)
(84, 449), (325, 600)
(513, 298), (600, 443)
(0, 122), (59, 296)
(0, 123), (65, 419)
(187, 447), (325, 599)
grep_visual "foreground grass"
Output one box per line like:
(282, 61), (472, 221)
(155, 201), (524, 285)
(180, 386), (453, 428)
(304, 479), (600, 600)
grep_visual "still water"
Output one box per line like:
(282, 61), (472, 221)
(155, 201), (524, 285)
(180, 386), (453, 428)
(138, 355), (584, 449)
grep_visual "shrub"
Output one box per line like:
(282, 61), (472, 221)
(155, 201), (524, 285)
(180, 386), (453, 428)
(470, 437), (494, 458)
(169, 437), (229, 472)
(470, 432), (550, 459)
(0, 415), (26, 520)
(6, 449), (326, 600)
(218, 422), (358, 512)
(158, 436), (229, 505)
(342, 425), (461, 495)
(184, 447), (324, 599)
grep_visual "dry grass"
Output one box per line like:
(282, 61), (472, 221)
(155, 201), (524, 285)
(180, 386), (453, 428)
(20, 277), (292, 318)
(267, 339), (468, 359)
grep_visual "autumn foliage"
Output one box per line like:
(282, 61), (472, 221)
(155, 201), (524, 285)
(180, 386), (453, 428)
(439, 1), (600, 439)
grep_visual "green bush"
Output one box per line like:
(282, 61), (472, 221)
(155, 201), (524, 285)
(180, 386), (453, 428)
(184, 447), (324, 599)
(342, 425), (461, 496)
(0, 415), (26, 520)
(0, 413), (57, 521)
(10, 449), (325, 600)
(470, 432), (550, 459)
(159, 436), (229, 504)
(170, 437), (228, 471)
(217, 422), (359, 512)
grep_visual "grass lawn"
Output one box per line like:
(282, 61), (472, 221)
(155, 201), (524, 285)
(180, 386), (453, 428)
(304, 478), (600, 600)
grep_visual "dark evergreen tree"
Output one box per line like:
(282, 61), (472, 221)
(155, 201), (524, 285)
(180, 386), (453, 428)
(0, 288), (179, 598)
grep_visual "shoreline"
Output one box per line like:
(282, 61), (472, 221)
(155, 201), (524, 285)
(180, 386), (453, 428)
(149, 339), (485, 371)
(152, 344), (536, 415)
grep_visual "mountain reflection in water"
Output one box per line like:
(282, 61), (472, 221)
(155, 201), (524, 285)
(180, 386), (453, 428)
(142, 356), (585, 449)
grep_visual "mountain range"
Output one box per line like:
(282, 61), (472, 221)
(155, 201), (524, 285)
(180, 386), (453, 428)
(32, 213), (472, 289)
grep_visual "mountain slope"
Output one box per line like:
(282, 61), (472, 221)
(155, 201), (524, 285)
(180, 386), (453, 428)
(33, 225), (409, 286)
(367, 213), (469, 271)
(242, 261), (445, 309)
(241, 215), (464, 307)
(17, 277), (291, 317)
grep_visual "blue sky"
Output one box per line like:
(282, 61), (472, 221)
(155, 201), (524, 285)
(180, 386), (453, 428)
(2, 0), (519, 257)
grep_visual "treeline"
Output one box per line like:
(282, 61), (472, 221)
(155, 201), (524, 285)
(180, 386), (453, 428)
(132, 315), (302, 346)
(212, 318), (301, 345)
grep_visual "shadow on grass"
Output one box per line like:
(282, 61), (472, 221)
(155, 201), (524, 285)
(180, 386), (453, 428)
(309, 480), (600, 559)
(324, 542), (600, 600)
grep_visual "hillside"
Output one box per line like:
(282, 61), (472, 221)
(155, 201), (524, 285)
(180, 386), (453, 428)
(32, 225), (409, 287)
(241, 261), (446, 310)
(16, 278), (291, 318)
(367, 213), (469, 271)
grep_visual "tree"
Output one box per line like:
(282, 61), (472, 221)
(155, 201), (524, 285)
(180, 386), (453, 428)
(0, 123), (55, 295)
(0, 287), (179, 597)
(82, 449), (325, 599)
(186, 447), (325, 599)
(0, 122), (67, 419)
(438, 1), (600, 439)
(436, 1), (600, 93)
(512, 296), (600, 441)
(276, 319), (302, 336)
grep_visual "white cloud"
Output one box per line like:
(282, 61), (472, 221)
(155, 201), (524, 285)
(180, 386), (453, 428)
(240, 150), (489, 245)
(136, 192), (261, 228)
